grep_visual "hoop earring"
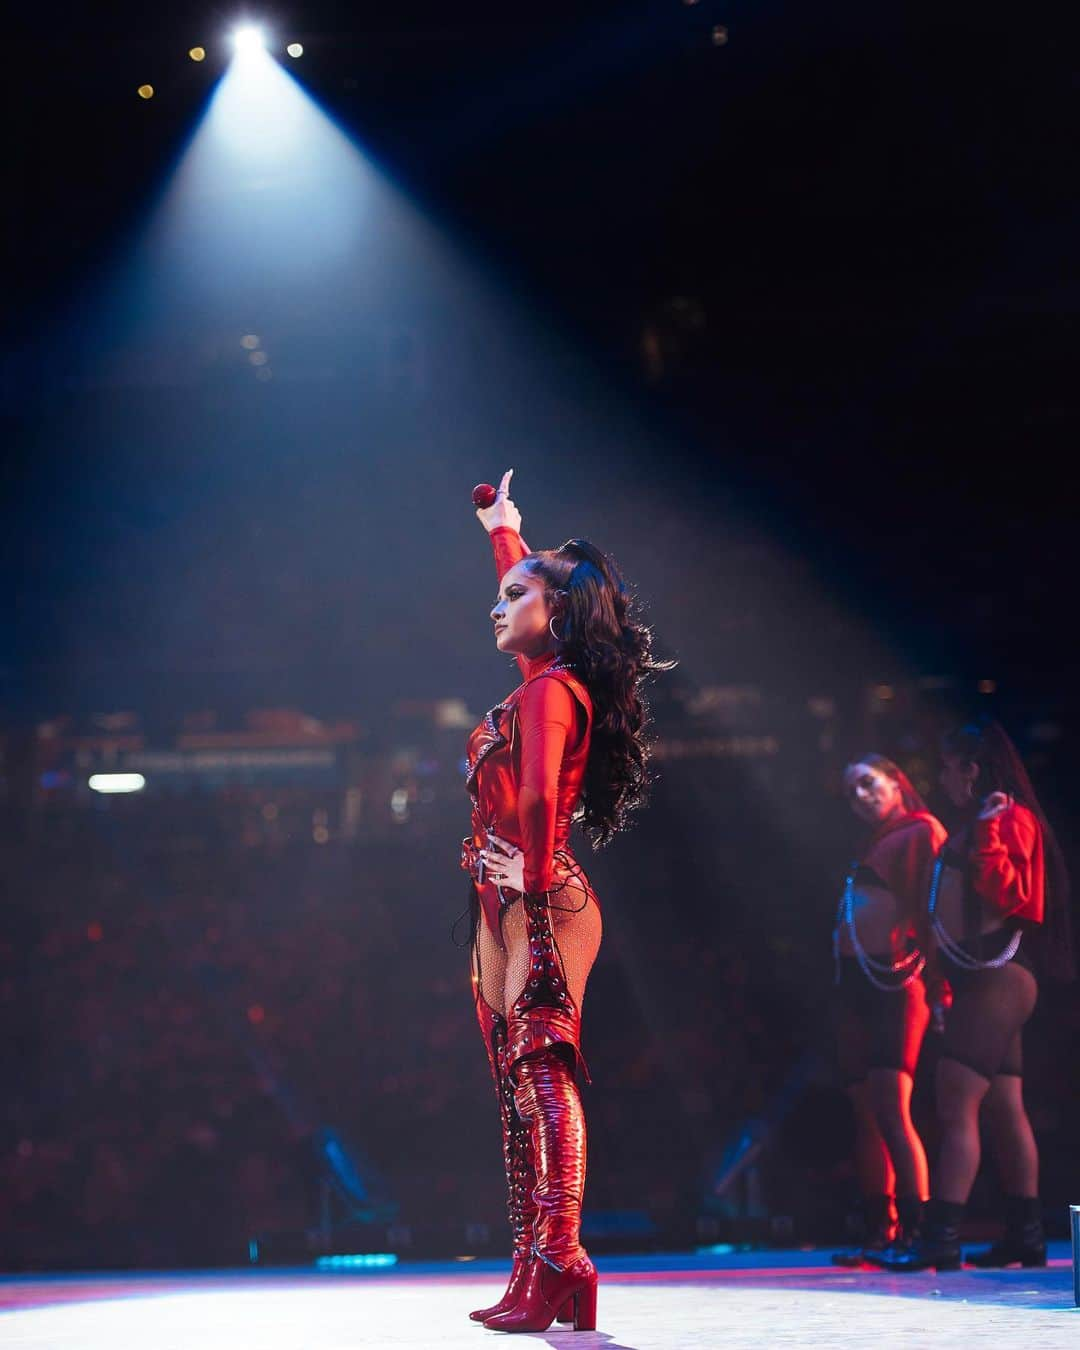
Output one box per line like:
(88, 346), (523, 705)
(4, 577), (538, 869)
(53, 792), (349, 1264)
(549, 616), (563, 641)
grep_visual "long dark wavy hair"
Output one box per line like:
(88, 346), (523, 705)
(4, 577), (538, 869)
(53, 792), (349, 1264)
(845, 752), (931, 817)
(523, 538), (674, 847)
(942, 717), (1074, 979)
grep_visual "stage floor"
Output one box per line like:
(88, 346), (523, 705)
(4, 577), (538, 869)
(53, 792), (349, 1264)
(2, 1246), (1076, 1348)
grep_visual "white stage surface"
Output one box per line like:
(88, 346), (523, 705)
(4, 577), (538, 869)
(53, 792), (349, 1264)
(2, 1247), (1076, 1348)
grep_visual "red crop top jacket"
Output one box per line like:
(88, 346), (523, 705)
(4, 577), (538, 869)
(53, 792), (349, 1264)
(862, 811), (949, 929)
(461, 527), (596, 941)
(967, 801), (1045, 926)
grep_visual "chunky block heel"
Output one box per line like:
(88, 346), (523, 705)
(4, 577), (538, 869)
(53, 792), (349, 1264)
(573, 1279), (597, 1331)
(484, 1256), (597, 1333)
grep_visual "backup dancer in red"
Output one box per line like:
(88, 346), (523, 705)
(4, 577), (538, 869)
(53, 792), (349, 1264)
(831, 755), (947, 1264)
(460, 469), (668, 1333)
(875, 719), (1073, 1271)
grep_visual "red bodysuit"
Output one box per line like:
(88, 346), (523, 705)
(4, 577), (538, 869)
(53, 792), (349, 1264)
(462, 529), (603, 1309)
(462, 526), (596, 939)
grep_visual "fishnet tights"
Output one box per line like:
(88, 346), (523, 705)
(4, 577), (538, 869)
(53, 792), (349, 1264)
(472, 880), (602, 1026)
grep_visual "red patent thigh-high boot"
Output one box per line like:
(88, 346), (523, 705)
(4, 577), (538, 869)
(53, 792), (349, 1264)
(469, 1011), (537, 1323)
(467, 1031), (575, 1325)
(484, 1048), (597, 1333)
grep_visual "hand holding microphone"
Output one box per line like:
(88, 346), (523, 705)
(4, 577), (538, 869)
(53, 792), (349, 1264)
(473, 468), (522, 535)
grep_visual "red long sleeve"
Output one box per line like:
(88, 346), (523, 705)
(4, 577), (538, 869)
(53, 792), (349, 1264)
(970, 804), (1041, 920)
(517, 676), (577, 893)
(490, 526), (531, 679)
(863, 813), (947, 927)
(491, 525), (529, 581)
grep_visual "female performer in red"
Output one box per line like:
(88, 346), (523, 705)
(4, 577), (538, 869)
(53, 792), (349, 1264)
(460, 470), (668, 1333)
(876, 719), (1073, 1271)
(832, 755), (946, 1265)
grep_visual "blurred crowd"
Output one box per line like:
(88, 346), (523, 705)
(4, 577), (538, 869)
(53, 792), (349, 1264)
(3, 738), (1078, 1270)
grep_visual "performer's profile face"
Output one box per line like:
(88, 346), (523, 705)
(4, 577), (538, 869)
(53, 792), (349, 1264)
(490, 561), (557, 658)
(939, 753), (978, 808)
(843, 762), (905, 826)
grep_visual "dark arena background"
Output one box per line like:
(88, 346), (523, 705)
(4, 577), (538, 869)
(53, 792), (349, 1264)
(3, 3), (1078, 1344)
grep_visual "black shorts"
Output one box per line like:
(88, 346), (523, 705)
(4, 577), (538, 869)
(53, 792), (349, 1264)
(940, 933), (1038, 1081)
(833, 955), (929, 1087)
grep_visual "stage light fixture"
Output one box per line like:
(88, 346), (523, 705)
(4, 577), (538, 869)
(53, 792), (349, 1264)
(232, 24), (267, 56)
(137, 84), (155, 100)
(189, 46), (206, 62)
(286, 43), (303, 58)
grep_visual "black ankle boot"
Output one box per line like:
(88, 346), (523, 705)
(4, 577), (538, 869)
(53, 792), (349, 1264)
(895, 1195), (925, 1245)
(870, 1199), (962, 1272)
(967, 1196), (1046, 1268)
(832, 1194), (895, 1267)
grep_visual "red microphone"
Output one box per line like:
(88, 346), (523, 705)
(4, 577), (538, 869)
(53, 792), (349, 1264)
(472, 482), (498, 508)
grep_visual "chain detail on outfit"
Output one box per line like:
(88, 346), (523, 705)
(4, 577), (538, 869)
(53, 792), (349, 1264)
(878, 802), (1050, 1275)
(928, 854), (1022, 970)
(834, 864), (926, 992)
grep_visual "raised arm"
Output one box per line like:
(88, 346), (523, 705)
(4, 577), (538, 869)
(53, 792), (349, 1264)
(516, 676), (577, 894)
(476, 468), (531, 678)
(491, 525), (529, 580)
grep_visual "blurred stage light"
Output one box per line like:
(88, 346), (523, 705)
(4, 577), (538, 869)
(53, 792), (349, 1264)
(189, 47), (206, 62)
(88, 773), (146, 794)
(286, 43), (303, 58)
(106, 16), (402, 382)
(194, 26), (330, 165)
(232, 25), (267, 56)
(315, 1253), (398, 1270)
(137, 84), (155, 100)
